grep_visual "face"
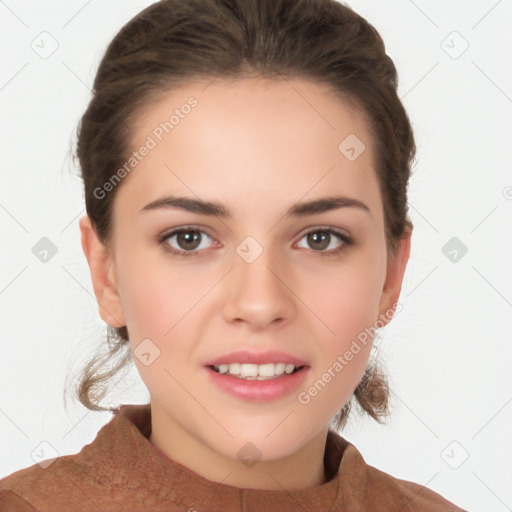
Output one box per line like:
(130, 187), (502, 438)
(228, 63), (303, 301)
(81, 77), (410, 474)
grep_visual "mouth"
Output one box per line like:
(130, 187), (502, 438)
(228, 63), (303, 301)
(207, 362), (307, 380)
(204, 361), (310, 401)
(203, 350), (310, 400)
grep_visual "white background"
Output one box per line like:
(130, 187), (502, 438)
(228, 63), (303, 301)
(1, 1), (511, 511)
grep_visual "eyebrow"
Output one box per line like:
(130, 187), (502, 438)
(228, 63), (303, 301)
(139, 194), (370, 218)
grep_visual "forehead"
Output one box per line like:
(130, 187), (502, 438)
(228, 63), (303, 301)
(116, 77), (382, 220)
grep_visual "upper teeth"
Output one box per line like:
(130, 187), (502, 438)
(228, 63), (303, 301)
(214, 363), (298, 378)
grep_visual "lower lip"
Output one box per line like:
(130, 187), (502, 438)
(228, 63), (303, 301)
(205, 366), (309, 401)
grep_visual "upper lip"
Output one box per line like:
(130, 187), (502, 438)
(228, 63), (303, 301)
(204, 350), (308, 367)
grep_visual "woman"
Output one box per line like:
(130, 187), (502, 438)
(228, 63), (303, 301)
(0, 0), (467, 510)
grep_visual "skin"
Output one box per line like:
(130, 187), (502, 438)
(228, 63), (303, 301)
(79, 77), (411, 490)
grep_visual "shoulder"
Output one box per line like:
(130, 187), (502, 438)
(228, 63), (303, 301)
(330, 432), (467, 511)
(0, 404), (153, 511)
(0, 489), (39, 511)
(0, 454), (91, 511)
(363, 459), (466, 511)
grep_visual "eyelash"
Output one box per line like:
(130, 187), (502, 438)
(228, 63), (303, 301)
(157, 225), (353, 259)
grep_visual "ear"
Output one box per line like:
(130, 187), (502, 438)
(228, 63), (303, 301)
(79, 215), (126, 328)
(377, 224), (412, 325)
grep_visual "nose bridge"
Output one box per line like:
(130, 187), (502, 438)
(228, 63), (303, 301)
(224, 234), (294, 327)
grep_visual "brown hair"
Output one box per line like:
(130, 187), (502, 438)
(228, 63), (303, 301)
(72, 0), (415, 429)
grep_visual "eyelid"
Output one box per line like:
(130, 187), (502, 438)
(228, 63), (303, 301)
(295, 224), (351, 240)
(159, 224), (215, 239)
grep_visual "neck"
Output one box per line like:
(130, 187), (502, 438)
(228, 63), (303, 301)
(148, 402), (329, 490)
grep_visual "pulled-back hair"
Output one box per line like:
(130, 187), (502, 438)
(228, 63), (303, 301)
(73, 0), (415, 429)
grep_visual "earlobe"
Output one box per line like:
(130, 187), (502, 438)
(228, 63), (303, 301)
(378, 225), (412, 324)
(78, 215), (126, 328)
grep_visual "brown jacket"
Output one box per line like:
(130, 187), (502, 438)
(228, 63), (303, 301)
(0, 404), (466, 511)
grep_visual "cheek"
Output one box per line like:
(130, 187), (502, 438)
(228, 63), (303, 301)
(306, 249), (386, 336)
(114, 247), (209, 342)
(298, 250), (386, 411)
(115, 254), (210, 394)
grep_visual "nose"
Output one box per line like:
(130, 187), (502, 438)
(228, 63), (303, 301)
(222, 246), (296, 331)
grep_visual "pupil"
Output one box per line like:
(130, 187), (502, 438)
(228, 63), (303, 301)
(179, 231), (200, 250)
(309, 231), (328, 250)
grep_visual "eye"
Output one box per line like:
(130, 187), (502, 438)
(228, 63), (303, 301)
(296, 227), (352, 257)
(157, 225), (352, 258)
(158, 227), (216, 256)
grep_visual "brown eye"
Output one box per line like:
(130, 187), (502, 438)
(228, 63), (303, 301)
(307, 231), (331, 251)
(176, 230), (202, 250)
(296, 227), (352, 257)
(159, 227), (215, 256)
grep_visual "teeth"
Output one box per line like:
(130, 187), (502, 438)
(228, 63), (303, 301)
(284, 363), (295, 374)
(240, 364), (258, 377)
(258, 363), (276, 377)
(228, 363), (240, 375)
(213, 362), (301, 379)
(274, 363), (286, 375)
